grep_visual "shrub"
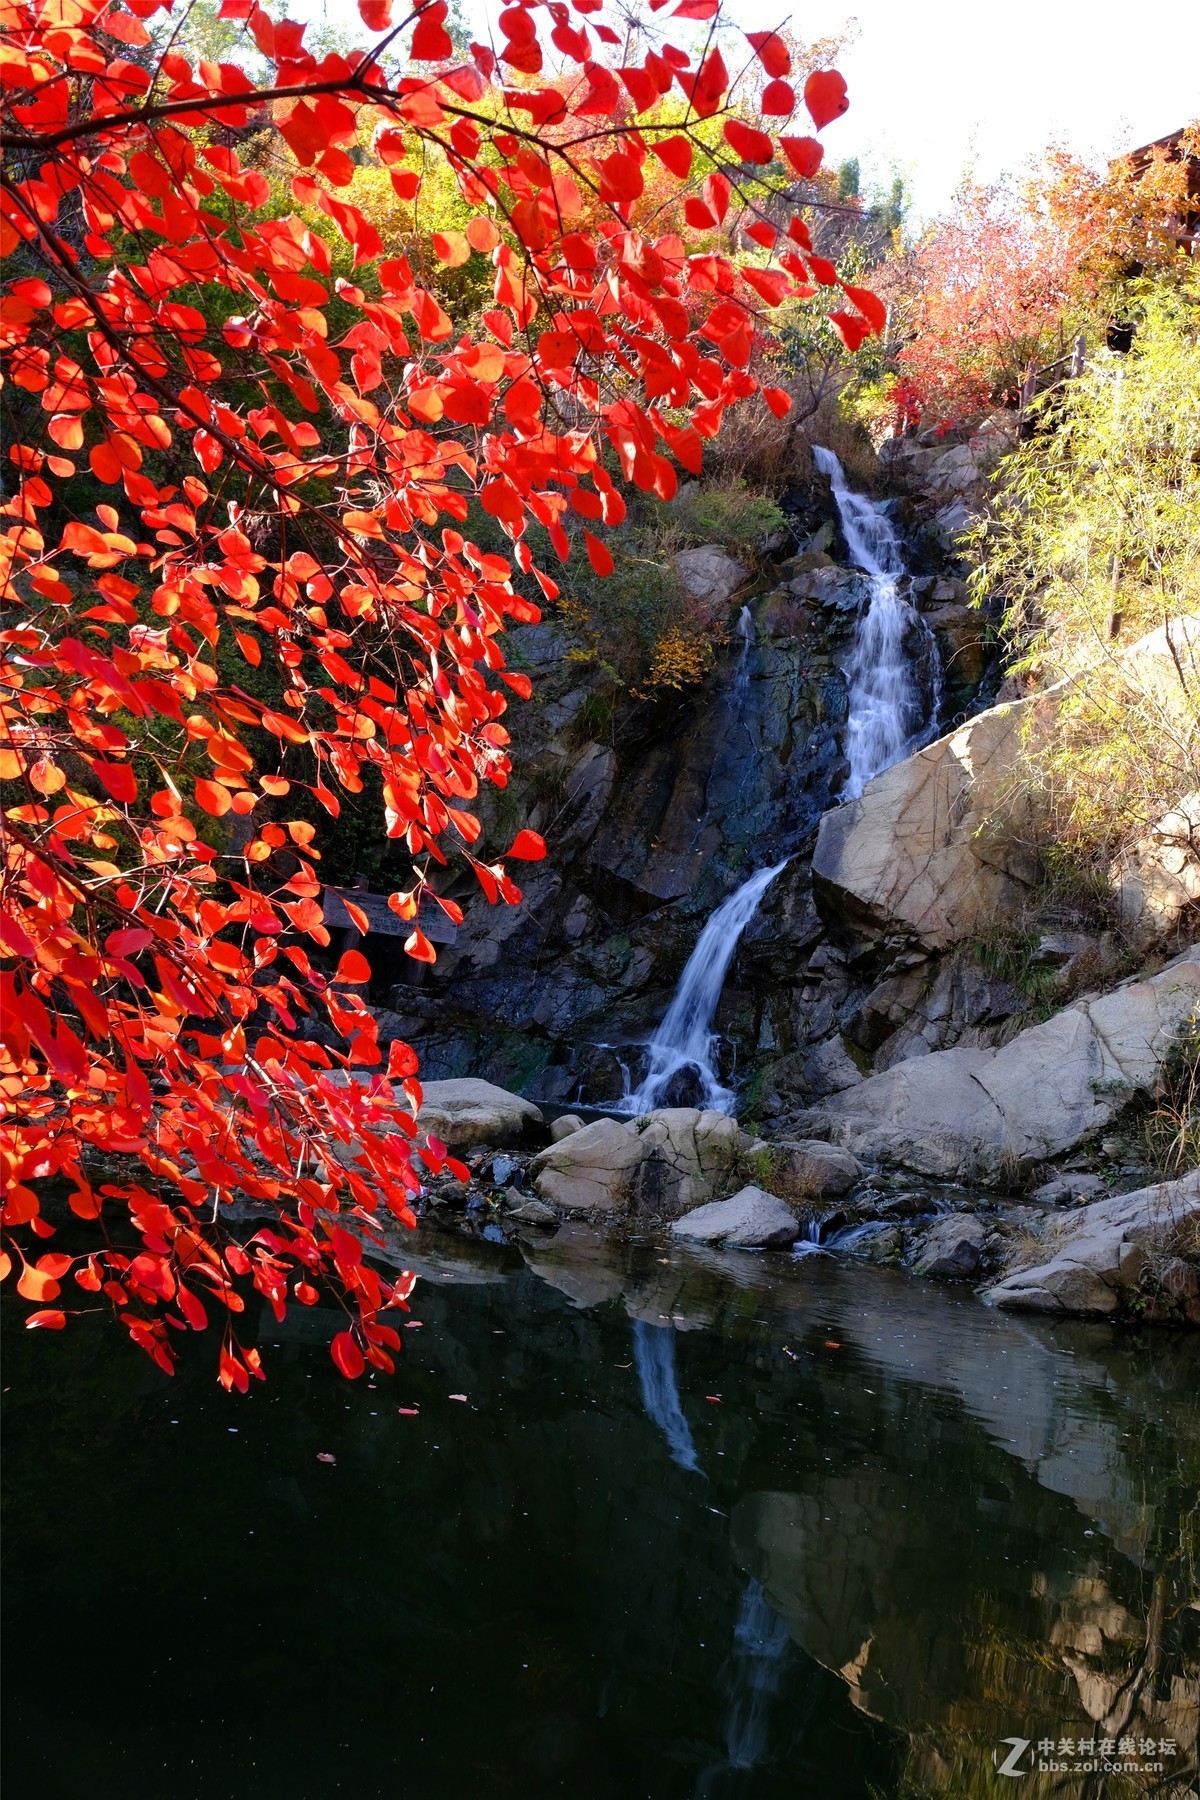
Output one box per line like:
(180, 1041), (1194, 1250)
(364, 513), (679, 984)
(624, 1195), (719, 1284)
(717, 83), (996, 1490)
(967, 282), (1200, 866)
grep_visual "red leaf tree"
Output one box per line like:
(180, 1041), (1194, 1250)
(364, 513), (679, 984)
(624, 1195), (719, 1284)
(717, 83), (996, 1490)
(0, 0), (879, 1383)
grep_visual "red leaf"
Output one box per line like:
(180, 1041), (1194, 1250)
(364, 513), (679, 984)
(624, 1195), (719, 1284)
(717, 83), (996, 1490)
(763, 386), (792, 418)
(412, 3), (454, 59)
(840, 281), (887, 334)
(723, 120), (774, 164)
(804, 69), (848, 130)
(761, 79), (794, 115)
(331, 1331), (365, 1378)
(506, 829), (546, 861)
(341, 898), (371, 933)
(829, 310), (872, 352)
(336, 949), (372, 984)
(650, 136), (692, 179)
(93, 760), (137, 804)
(780, 137), (823, 179)
(26, 1309), (67, 1330)
(194, 778), (232, 816)
(404, 927), (436, 963)
(17, 1265), (59, 1303)
(358, 0), (390, 26)
(745, 29), (789, 77)
(584, 531), (614, 577)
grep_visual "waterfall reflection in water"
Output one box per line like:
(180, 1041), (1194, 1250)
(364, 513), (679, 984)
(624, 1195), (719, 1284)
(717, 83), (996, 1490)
(813, 444), (942, 797)
(695, 1578), (792, 1796)
(630, 1317), (702, 1474)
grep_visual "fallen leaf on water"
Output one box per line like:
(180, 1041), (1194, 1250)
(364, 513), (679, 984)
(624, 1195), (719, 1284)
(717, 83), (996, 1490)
(404, 1320), (424, 1329)
(705, 1395), (722, 1404)
(824, 1340), (841, 1349)
(317, 1452), (336, 1463)
(448, 1393), (468, 1402)
(397, 1407), (420, 1416)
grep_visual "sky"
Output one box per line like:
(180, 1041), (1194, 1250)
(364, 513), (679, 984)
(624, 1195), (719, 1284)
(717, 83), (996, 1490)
(299, 0), (1200, 223)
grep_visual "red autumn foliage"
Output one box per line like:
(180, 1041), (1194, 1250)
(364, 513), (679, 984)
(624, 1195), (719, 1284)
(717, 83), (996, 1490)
(0, 0), (879, 1383)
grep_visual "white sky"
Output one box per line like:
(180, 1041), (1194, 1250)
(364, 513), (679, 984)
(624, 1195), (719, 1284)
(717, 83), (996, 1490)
(299, 0), (1200, 223)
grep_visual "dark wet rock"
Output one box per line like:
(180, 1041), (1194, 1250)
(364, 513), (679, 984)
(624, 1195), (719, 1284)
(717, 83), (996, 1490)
(1158, 1256), (1200, 1324)
(913, 1214), (988, 1279)
(503, 1196), (559, 1228)
(661, 1063), (707, 1109)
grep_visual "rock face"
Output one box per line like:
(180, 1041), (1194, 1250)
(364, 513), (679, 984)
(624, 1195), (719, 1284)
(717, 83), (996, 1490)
(1112, 791), (1200, 943)
(790, 948), (1200, 1180)
(417, 1079), (544, 1150)
(812, 697), (1040, 951)
(984, 1173), (1200, 1316)
(668, 1186), (800, 1248)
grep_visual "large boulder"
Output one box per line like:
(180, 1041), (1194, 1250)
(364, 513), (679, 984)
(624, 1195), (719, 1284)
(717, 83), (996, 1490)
(530, 1116), (645, 1213)
(634, 1108), (749, 1213)
(756, 1139), (864, 1201)
(812, 697), (1039, 951)
(790, 948), (1200, 1181)
(984, 1173), (1200, 1316)
(672, 545), (749, 616)
(669, 1186), (800, 1249)
(531, 1107), (756, 1217)
(416, 1078), (544, 1150)
(813, 615), (1200, 953)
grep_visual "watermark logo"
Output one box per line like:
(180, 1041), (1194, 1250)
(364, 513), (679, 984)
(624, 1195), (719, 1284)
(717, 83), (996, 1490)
(994, 1739), (1032, 1778)
(991, 1733), (1176, 1779)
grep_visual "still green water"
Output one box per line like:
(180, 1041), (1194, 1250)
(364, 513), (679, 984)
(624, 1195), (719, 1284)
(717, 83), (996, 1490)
(3, 1224), (1198, 1799)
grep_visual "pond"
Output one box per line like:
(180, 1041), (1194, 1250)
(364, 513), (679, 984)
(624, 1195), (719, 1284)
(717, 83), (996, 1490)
(3, 1225), (1198, 1798)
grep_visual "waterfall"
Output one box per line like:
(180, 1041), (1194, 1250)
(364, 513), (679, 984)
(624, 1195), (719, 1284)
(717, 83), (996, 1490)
(812, 446), (942, 798)
(621, 860), (787, 1115)
(630, 1320), (701, 1474)
(730, 605), (754, 716)
(791, 1217), (825, 1260)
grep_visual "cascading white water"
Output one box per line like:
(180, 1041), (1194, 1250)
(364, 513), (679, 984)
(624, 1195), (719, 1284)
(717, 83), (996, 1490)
(791, 1217), (825, 1260)
(620, 860), (787, 1115)
(613, 460), (936, 1119)
(630, 1320), (701, 1473)
(812, 446), (941, 798)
